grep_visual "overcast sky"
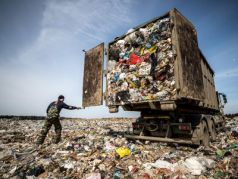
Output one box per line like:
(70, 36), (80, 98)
(0, 0), (237, 118)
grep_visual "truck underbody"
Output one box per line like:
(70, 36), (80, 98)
(125, 109), (224, 146)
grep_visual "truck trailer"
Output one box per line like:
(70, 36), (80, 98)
(82, 8), (227, 146)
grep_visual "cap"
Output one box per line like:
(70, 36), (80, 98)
(58, 95), (65, 100)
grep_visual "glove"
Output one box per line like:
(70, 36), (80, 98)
(77, 107), (84, 110)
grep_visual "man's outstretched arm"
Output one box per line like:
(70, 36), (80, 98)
(62, 103), (81, 110)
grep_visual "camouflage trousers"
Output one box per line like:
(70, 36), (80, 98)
(36, 117), (62, 145)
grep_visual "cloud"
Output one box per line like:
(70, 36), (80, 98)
(42, 0), (133, 40)
(215, 68), (238, 79)
(3, 0), (137, 72)
(0, 0), (139, 117)
(13, 0), (136, 66)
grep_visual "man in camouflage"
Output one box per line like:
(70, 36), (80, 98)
(36, 95), (81, 145)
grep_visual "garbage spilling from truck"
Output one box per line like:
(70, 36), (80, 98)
(0, 117), (237, 178)
(107, 16), (176, 105)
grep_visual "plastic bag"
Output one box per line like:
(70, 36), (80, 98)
(116, 147), (131, 158)
(127, 53), (142, 65)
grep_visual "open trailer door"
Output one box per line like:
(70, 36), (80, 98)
(82, 43), (104, 107)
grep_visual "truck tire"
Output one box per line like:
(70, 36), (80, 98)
(209, 120), (217, 141)
(201, 120), (210, 146)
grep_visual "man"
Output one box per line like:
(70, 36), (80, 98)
(36, 95), (81, 145)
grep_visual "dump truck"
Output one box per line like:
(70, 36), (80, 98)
(82, 8), (227, 146)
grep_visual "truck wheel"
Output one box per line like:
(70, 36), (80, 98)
(210, 120), (217, 141)
(201, 121), (210, 146)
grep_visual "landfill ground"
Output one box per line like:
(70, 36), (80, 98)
(0, 117), (237, 179)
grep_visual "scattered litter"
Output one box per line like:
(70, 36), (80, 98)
(0, 116), (237, 178)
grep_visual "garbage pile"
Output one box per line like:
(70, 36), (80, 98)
(0, 117), (237, 178)
(107, 16), (176, 105)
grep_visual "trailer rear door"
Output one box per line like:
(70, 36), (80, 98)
(82, 43), (104, 107)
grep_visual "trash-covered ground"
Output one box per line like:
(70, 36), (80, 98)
(0, 117), (237, 179)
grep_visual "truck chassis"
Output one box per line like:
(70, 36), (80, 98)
(125, 109), (224, 146)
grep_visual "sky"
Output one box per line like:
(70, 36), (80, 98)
(0, 0), (237, 118)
